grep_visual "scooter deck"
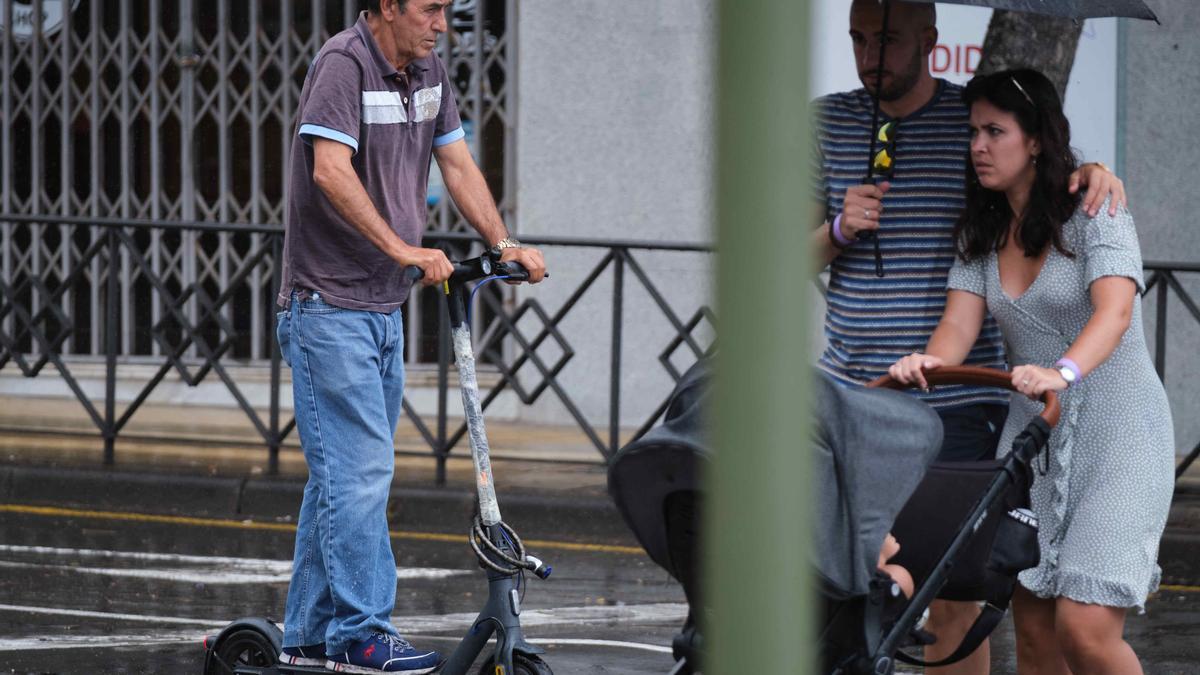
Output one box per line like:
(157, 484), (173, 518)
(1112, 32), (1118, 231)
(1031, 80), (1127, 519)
(235, 661), (445, 674)
(232, 664), (329, 675)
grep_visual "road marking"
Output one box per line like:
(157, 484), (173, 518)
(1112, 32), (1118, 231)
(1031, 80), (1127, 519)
(0, 631), (678, 655)
(1158, 584), (1200, 593)
(0, 630), (207, 652)
(0, 603), (226, 628)
(5, 503), (1199, 595)
(0, 544), (469, 584)
(396, 602), (688, 633)
(0, 503), (644, 555)
(0, 559), (294, 585)
(0, 602), (689, 652)
(418, 635), (674, 654)
(526, 638), (673, 654)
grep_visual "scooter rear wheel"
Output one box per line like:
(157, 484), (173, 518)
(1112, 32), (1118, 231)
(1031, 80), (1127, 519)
(210, 628), (280, 674)
(475, 653), (553, 675)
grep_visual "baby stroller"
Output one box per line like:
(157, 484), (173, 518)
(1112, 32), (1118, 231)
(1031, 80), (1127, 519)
(607, 363), (1060, 674)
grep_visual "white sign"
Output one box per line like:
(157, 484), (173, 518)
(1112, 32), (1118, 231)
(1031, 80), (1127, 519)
(810, 3), (1117, 169)
(0, 0), (81, 40)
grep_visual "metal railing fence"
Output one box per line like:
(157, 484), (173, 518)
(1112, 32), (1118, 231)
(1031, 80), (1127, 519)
(1143, 261), (1200, 478)
(0, 213), (717, 482)
(1, 213), (1198, 483)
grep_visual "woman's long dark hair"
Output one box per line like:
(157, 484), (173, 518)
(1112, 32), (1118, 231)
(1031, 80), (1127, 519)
(954, 69), (1080, 261)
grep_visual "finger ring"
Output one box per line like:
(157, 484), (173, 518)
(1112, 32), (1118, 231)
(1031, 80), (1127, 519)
(864, 209), (871, 219)
(1022, 379), (1030, 385)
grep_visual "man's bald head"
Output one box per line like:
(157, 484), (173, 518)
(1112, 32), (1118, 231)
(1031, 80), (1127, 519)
(848, 0), (938, 103)
(849, 0), (936, 31)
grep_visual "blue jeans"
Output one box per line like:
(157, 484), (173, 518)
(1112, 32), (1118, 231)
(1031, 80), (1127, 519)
(277, 291), (405, 653)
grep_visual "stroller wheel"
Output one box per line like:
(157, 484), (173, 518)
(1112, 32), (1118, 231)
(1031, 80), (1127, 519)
(475, 653), (553, 675)
(670, 622), (702, 675)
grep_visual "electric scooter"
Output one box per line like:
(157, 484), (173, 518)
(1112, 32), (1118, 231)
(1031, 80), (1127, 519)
(203, 249), (554, 675)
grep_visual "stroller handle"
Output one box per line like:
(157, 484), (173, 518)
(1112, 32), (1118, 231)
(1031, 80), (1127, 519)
(868, 365), (1060, 428)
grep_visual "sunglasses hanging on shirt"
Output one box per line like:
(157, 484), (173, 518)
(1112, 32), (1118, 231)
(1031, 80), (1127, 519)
(860, 119), (896, 277)
(873, 121), (898, 176)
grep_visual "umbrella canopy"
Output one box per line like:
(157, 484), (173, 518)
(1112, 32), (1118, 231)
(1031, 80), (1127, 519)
(905, 0), (1157, 22)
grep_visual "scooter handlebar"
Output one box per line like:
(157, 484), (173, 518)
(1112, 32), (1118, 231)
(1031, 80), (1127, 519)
(403, 252), (542, 285)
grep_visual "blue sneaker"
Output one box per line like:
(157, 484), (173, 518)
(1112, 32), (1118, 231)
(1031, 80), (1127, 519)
(280, 642), (326, 667)
(326, 632), (442, 674)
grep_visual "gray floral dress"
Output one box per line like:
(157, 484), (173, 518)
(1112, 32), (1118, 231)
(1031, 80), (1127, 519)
(947, 202), (1175, 610)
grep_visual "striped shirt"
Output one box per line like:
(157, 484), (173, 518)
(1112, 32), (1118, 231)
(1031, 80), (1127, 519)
(813, 79), (1008, 409)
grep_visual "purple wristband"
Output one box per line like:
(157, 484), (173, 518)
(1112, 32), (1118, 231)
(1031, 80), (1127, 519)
(831, 213), (853, 247)
(1055, 357), (1081, 383)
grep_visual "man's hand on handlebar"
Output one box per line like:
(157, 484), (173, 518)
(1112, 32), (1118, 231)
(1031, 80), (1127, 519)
(399, 245), (455, 287)
(887, 352), (944, 391)
(499, 245), (547, 283)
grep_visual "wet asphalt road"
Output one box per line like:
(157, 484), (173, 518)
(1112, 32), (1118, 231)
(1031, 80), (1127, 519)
(2, 506), (1200, 674)
(0, 508), (686, 674)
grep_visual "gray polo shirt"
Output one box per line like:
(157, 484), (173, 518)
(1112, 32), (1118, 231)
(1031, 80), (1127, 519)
(278, 12), (464, 312)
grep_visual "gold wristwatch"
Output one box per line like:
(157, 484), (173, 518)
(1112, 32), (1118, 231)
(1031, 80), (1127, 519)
(495, 236), (521, 250)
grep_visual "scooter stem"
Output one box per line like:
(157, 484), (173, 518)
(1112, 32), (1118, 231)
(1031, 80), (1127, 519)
(446, 282), (502, 527)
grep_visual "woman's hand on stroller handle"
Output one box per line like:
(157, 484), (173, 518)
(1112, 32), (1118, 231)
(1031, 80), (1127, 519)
(888, 352), (944, 391)
(1010, 363), (1068, 400)
(870, 365), (1061, 428)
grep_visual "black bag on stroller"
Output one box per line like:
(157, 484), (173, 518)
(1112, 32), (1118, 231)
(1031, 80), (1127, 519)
(608, 362), (1059, 674)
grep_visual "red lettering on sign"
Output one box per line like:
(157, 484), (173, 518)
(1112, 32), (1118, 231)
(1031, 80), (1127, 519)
(932, 44), (952, 73)
(931, 43), (984, 75)
(966, 45), (982, 74)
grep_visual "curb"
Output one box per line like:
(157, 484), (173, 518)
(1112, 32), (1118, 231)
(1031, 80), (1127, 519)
(0, 465), (639, 548)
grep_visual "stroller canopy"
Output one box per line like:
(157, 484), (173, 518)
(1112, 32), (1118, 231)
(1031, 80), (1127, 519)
(608, 360), (710, 575)
(812, 372), (943, 598)
(610, 364), (943, 600)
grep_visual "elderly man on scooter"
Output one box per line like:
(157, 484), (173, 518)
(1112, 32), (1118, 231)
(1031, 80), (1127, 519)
(274, 1), (545, 672)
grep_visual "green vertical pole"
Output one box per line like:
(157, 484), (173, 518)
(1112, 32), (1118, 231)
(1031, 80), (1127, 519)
(708, 0), (813, 673)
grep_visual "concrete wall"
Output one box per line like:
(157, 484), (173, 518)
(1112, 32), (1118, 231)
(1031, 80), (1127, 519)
(513, 1), (717, 429)
(1120, 2), (1200, 456)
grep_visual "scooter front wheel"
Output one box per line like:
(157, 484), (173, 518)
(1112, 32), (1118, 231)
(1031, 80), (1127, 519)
(209, 628), (280, 674)
(475, 653), (553, 675)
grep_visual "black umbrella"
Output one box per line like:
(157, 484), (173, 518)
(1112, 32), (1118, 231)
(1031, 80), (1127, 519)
(907, 0), (1157, 21)
(861, 0), (1158, 277)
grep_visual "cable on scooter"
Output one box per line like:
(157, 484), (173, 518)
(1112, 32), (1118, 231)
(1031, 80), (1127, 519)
(498, 526), (530, 599)
(470, 516), (529, 573)
(468, 514), (525, 571)
(466, 275), (512, 328)
(469, 515), (542, 576)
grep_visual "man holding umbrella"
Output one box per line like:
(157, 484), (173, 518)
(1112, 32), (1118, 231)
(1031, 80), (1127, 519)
(809, 1), (1129, 672)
